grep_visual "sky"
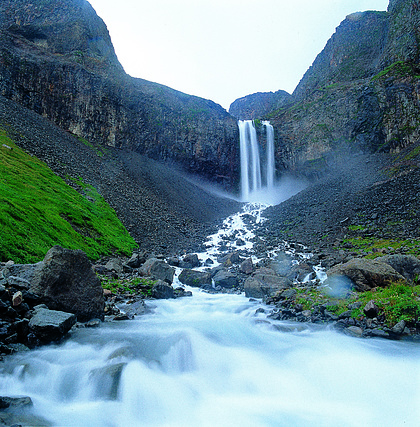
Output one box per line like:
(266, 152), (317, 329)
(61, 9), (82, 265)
(88, 0), (390, 110)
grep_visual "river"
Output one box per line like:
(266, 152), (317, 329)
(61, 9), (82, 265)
(1, 198), (420, 426)
(0, 287), (419, 426)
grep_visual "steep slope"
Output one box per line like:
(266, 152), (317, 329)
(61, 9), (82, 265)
(0, 95), (241, 255)
(0, 0), (239, 187)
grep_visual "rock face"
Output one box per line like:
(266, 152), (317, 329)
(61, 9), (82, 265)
(29, 246), (104, 321)
(0, 0), (239, 187)
(230, 1), (420, 176)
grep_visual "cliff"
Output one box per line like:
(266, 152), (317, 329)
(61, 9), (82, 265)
(229, 90), (293, 120)
(0, 0), (239, 187)
(230, 0), (420, 176)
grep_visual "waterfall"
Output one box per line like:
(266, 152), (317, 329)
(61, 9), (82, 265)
(238, 120), (275, 201)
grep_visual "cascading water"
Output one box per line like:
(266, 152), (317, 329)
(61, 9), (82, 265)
(0, 206), (420, 426)
(239, 120), (276, 202)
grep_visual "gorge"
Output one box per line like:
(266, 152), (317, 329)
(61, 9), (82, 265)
(1, 0), (420, 425)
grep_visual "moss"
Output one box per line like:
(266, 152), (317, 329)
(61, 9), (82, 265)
(0, 130), (137, 263)
(101, 276), (156, 297)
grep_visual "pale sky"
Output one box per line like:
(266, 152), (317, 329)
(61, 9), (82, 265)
(88, 0), (390, 110)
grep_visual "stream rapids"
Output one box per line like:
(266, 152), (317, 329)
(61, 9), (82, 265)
(0, 203), (419, 426)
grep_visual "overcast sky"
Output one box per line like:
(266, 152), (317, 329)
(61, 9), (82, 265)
(88, 0), (389, 110)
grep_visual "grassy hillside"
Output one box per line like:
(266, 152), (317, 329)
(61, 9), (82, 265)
(0, 129), (137, 263)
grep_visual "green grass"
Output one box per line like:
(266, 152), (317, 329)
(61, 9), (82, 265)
(341, 236), (420, 258)
(371, 61), (420, 81)
(0, 130), (137, 263)
(295, 283), (420, 327)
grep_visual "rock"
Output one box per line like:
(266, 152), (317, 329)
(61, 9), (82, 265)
(212, 269), (239, 289)
(123, 301), (147, 317)
(326, 258), (406, 292)
(178, 269), (211, 287)
(218, 252), (241, 266)
(105, 258), (124, 275)
(125, 252), (147, 269)
(392, 319), (406, 335)
(180, 254), (200, 269)
(28, 308), (76, 342)
(151, 280), (175, 299)
(29, 246), (104, 321)
(240, 258), (254, 275)
(167, 257), (180, 267)
(90, 363), (126, 400)
(363, 300), (379, 318)
(378, 255), (420, 283)
(0, 396), (33, 409)
(12, 291), (22, 307)
(6, 276), (30, 290)
(1, 262), (43, 285)
(244, 268), (293, 298)
(140, 258), (175, 284)
(345, 326), (364, 338)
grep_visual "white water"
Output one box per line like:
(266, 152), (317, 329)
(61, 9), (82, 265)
(239, 120), (276, 202)
(1, 204), (419, 426)
(1, 291), (419, 426)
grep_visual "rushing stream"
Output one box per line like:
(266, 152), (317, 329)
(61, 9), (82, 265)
(0, 289), (419, 426)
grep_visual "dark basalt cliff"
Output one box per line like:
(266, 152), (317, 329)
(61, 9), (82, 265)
(0, 0), (239, 187)
(231, 0), (420, 177)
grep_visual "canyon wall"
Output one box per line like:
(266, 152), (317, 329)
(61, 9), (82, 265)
(0, 0), (239, 187)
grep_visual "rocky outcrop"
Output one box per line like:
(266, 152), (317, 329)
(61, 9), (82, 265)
(0, 0), (239, 187)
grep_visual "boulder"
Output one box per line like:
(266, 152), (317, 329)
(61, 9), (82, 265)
(244, 267), (293, 298)
(218, 251), (241, 266)
(29, 246), (104, 321)
(378, 255), (420, 283)
(151, 280), (175, 299)
(140, 258), (175, 284)
(1, 262), (43, 285)
(326, 258), (406, 292)
(104, 258), (124, 275)
(125, 252), (147, 269)
(363, 300), (379, 318)
(240, 258), (254, 275)
(213, 269), (239, 289)
(178, 269), (211, 287)
(28, 307), (76, 342)
(180, 254), (200, 269)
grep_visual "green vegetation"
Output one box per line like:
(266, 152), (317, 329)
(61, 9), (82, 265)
(341, 235), (420, 258)
(77, 136), (107, 157)
(295, 282), (420, 327)
(101, 276), (156, 297)
(371, 61), (420, 81)
(0, 130), (137, 263)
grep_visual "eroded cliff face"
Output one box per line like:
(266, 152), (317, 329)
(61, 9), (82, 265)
(0, 0), (239, 187)
(231, 0), (420, 176)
